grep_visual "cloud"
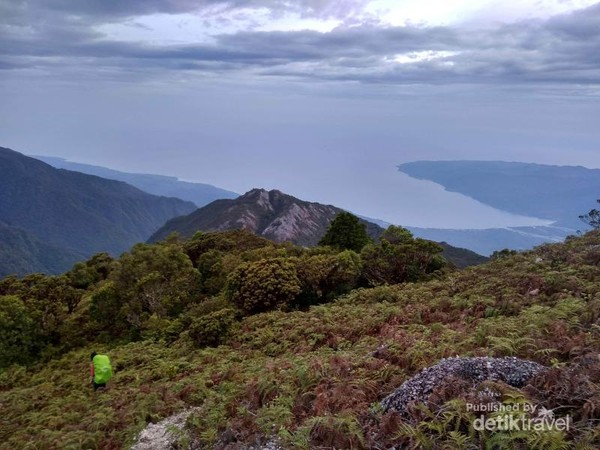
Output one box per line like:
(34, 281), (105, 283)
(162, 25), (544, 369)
(0, 0), (370, 22)
(0, 0), (598, 88)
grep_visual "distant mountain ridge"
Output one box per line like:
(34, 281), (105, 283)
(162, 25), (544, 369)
(396, 160), (600, 254)
(398, 161), (600, 228)
(36, 155), (238, 208)
(407, 225), (573, 256)
(150, 188), (487, 267)
(0, 147), (196, 276)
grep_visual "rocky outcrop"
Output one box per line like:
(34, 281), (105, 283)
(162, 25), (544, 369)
(382, 356), (546, 415)
(129, 408), (284, 450)
(130, 408), (199, 450)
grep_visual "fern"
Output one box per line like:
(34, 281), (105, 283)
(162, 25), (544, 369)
(395, 422), (434, 450)
(446, 430), (471, 450)
(526, 430), (569, 450)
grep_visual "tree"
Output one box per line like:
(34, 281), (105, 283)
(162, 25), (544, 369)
(89, 281), (126, 339)
(197, 249), (227, 295)
(293, 250), (361, 307)
(0, 274), (83, 344)
(319, 212), (370, 252)
(361, 240), (405, 286)
(67, 253), (114, 290)
(361, 227), (445, 286)
(0, 295), (39, 368)
(90, 242), (200, 340)
(185, 229), (274, 266)
(491, 249), (519, 260)
(226, 258), (301, 314)
(380, 225), (413, 245)
(579, 199), (600, 229)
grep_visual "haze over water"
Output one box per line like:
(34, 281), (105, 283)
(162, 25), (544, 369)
(2, 0), (599, 228)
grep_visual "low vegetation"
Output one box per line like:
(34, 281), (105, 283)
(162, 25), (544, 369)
(0, 220), (599, 449)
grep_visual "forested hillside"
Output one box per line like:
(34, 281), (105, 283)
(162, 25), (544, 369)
(1, 221), (598, 449)
(0, 147), (196, 276)
(0, 221), (85, 276)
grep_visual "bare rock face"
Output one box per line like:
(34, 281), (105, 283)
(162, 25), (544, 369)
(381, 356), (546, 415)
(130, 408), (200, 450)
(149, 188), (374, 247)
(130, 408), (283, 450)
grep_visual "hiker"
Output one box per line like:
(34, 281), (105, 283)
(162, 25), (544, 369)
(90, 351), (113, 392)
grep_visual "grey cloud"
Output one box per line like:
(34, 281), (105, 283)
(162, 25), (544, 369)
(0, 2), (599, 87)
(0, 0), (369, 22)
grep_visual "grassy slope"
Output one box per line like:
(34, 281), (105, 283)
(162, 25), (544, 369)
(1, 232), (599, 449)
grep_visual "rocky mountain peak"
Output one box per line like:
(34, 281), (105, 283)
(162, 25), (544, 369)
(150, 188), (380, 247)
(240, 188), (268, 198)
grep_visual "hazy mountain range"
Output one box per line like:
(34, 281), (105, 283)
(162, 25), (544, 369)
(0, 147), (195, 276)
(0, 221), (84, 276)
(2, 147), (596, 275)
(36, 155), (238, 208)
(27, 155), (600, 256)
(0, 148), (486, 276)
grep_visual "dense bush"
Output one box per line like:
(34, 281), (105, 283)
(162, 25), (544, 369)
(0, 228), (453, 368)
(66, 252), (114, 290)
(188, 308), (238, 347)
(0, 295), (38, 368)
(491, 248), (519, 259)
(1, 231), (599, 449)
(0, 274), (85, 358)
(89, 281), (124, 340)
(293, 250), (362, 307)
(184, 229), (275, 265)
(361, 230), (445, 286)
(90, 242), (201, 340)
(196, 249), (228, 295)
(226, 258), (301, 314)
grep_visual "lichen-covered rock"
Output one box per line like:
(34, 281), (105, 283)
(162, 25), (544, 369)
(381, 356), (546, 415)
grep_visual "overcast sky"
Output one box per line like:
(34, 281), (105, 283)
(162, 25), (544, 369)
(1, 0), (599, 228)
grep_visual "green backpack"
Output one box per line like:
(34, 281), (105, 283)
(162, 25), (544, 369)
(93, 354), (113, 384)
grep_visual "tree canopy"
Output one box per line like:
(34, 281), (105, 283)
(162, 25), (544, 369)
(579, 199), (600, 229)
(319, 212), (370, 252)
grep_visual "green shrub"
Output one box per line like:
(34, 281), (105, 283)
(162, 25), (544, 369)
(185, 229), (275, 265)
(196, 250), (228, 295)
(226, 258), (301, 314)
(293, 250), (361, 307)
(188, 308), (238, 347)
(361, 232), (445, 286)
(90, 242), (200, 340)
(0, 295), (39, 368)
(185, 296), (232, 318)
